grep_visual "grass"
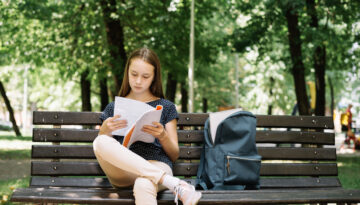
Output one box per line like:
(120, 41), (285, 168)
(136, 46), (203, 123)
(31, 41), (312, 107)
(0, 133), (31, 205)
(337, 155), (360, 189)
(0, 150), (30, 160)
(0, 132), (360, 204)
(0, 178), (29, 205)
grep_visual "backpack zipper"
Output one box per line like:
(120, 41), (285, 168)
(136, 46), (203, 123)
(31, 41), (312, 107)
(226, 155), (261, 175)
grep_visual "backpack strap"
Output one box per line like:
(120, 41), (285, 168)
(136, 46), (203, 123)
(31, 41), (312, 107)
(196, 118), (213, 190)
(196, 142), (211, 190)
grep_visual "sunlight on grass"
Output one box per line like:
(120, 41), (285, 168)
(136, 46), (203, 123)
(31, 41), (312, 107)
(0, 131), (32, 140)
(0, 177), (28, 205)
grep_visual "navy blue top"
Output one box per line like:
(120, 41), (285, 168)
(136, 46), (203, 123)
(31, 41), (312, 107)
(99, 98), (179, 169)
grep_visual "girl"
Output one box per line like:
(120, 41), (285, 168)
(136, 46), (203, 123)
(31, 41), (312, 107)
(93, 48), (201, 205)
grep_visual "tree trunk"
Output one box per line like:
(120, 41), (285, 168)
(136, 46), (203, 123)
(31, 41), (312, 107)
(314, 46), (326, 116)
(306, 0), (326, 116)
(100, 0), (127, 95)
(81, 70), (92, 112)
(202, 98), (208, 113)
(181, 83), (188, 113)
(100, 77), (109, 111)
(0, 81), (22, 137)
(268, 77), (274, 115)
(165, 73), (177, 102)
(285, 4), (310, 115)
(328, 76), (334, 117)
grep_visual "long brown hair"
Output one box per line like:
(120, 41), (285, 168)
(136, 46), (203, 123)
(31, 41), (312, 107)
(118, 48), (165, 98)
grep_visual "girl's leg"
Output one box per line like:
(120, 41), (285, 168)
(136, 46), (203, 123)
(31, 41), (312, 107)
(133, 160), (173, 205)
(93, 135), (165, 186)
(93, 135), (201, 205)
(94, 150), (136, 187)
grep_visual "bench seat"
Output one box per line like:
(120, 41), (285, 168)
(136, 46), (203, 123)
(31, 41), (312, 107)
(11, 187), (360, 204)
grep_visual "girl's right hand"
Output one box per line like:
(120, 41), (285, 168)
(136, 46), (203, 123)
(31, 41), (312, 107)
(98, 115), (128, 136)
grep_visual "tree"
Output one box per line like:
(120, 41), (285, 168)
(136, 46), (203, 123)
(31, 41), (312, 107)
(305, 0), (326, 116)
(0, 81), (22, 137)
(283, 2), (310, 115)
(14, 0), (111, 111)
(100, 0), (127, 97)
(231, 0), (360, 115)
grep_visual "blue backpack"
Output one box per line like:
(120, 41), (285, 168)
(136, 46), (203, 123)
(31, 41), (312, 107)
(196, 111), (261, 190)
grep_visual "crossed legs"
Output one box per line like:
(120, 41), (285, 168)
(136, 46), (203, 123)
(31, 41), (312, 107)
(93, 135), (172, 205)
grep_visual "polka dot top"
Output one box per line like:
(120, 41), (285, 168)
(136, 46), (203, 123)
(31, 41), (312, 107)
(99, 98), (179, 169)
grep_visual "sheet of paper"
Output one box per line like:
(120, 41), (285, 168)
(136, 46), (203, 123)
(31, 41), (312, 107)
(209, 108), (242, 144)
(126, 106), (162, 147)
(112, 97), (154, 136)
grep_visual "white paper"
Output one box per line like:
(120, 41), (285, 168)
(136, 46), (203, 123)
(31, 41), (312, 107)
(125, 107), (162, 147)
(112, 97), (154, 136)
(209, 108), (242, 144)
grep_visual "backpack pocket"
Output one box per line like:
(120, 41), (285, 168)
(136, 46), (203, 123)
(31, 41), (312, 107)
(224, 153), (261, 185)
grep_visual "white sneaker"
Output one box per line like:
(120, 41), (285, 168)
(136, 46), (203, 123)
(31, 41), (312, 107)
(173, 180), (202, 205)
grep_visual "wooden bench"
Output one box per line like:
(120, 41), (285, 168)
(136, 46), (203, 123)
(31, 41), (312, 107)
(11, 111), (360, 204)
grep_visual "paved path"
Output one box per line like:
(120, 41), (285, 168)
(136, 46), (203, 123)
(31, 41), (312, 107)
(334, 132), (360, 156)
(0, 160), (30, 181)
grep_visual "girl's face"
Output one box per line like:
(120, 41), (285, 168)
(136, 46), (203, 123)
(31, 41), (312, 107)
(128, 58), (155, 95)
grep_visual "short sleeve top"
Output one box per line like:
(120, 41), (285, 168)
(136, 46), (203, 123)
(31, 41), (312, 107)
(99, 98), (179, 169)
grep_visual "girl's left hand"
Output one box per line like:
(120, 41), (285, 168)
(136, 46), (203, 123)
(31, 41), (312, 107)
(142, 122), (166, 141)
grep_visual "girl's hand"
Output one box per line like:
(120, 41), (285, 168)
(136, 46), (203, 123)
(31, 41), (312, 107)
(142, 122), (167, 141)
(99, 115), (128, 136)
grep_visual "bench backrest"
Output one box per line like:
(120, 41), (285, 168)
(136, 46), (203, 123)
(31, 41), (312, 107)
(30, 111), (339, 189)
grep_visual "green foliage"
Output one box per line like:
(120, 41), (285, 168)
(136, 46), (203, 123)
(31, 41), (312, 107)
(1, 0), (232, 112)
(230, 0), (360, 113)
(0, 0), (109, 111)
(0, 0), (359, 114)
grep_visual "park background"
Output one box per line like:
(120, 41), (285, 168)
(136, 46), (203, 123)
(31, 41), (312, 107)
(0, 0), (360, 204)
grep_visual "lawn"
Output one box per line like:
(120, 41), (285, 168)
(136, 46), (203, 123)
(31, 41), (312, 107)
(0, 178), (29, 205)
(0, 133), (359, 204)
(337, 155), (360, 189)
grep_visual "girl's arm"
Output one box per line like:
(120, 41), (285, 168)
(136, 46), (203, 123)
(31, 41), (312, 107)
(142, 119), (179, 162)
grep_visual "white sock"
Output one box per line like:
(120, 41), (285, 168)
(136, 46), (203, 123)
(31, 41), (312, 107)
(161, 175), (180, 191)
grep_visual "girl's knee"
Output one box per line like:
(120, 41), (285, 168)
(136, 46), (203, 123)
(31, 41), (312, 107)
(93, 135), (115, 154)
(133, 177), (157, 197)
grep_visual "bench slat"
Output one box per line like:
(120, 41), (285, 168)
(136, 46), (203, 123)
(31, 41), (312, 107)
(31, 161), (338, 176)
(32, 145), (336, 160)
(256, 130), (334, 145)
(30, 176), (341, 188)
(11, 187), (360, 204)
(256, 115), (334, 129)
(33, 111), (102, 125)
(33, 128), (334, 145)
(33, 129), (205, 143)
(33, 111), (334, 129)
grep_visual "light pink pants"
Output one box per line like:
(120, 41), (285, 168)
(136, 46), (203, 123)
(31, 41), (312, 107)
(93, 135), (173, 205)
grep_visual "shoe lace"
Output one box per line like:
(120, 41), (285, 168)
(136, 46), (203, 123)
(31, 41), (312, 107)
(174, 184), (185, 205)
